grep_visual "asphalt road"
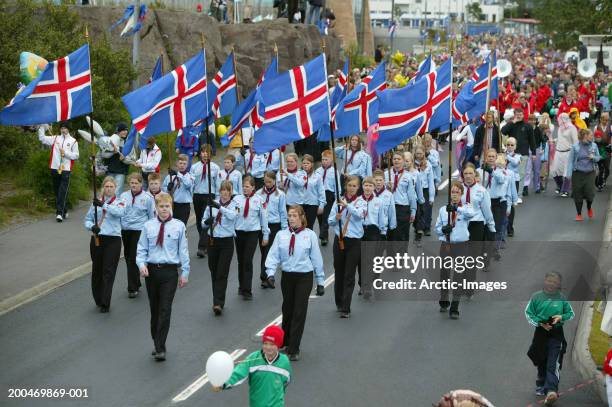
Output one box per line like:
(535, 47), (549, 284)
(1, 152), (609, 407)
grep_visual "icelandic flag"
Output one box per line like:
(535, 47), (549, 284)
(253, 54), (330, 154)
(122, 50), (207, 139)
(410, 55), (436, 85)
(122, 57), (164, 155)
(452, 54), (498, 126)
(208, 52), (238, 120)
(318, 18), (330, 36)
(333, 62), (386, 138)
(0, 45), (92, 125)
(434, 32), (441, 44)
(223, 57), (278, 146)
(318, 58), (349, 142)
(376, 58), (452, 154)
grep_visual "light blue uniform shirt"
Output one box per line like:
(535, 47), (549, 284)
(478, 167), (508, 200)
(328, 196), (367, 239)
(244, 150), (268, 179)
(506, 152), (522, 182)
(234, 193), (271, 240)
(277, 169), (307, 205)
(119, 190), (155, 230)
(375, 188), (397, 234)
(507, 174), (518, 208)
(408, 169), (425, 204)
(428, 149), (441, 184)
(335, 147), (369, 177)
(265, 150), (281, 172)
(435, 204), (477, 243)
(362, 195), (386, 228)
(384, 169), (418, 216)
(265, 228), (325, 285)
(218, 168), (243, 196)
(190, 160), (220, 195)
(136, 217), (190, 278)
(461, 183), (495, 232)
(314, 165), (339, 193)
(303, 172), (326, 208)
(258, 187), (288, 228)
(416, 162), (435, 203)
(202, 199), (238, 238)
(163, 172), (194, 203)
(84, 195), (127, 237)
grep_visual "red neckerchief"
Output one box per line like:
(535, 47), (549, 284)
(464, 183), (472, 203)
(375, 187), (385, 197)
(151, 190), (161, 197)
(266, 152), (273, 166)
(285, 168), (298, 189)
(131, 190), (143, 205)
(263, 185), (276, 207)
(102, 195), (116, 216)
(322, 165), (331, 182)
(156, 216), (172, 246)
(243, 191), (255, 218)
(393, 169), (404, 192)
(304, 171), (312, 190)
(247, 152), (254, 172)
(342, 194), (358, 213)
(347, 149), (357, 165)
(201, 160), (208, 181)
(451, 202), (462, 226)
(225, 169), (233, 180)
(216, 199), (232, 225)
(288, 226), (305, 256)
(487, 167), (495, 188)
(362, 193), (374, 218)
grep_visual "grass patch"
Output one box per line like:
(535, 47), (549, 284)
(0, 190), (52, 229)
(589, 301), (610, 368)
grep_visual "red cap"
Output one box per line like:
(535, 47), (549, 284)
(262, 325), (284, 348)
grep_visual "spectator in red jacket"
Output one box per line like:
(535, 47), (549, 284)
(604, 347), (612, 405)
(558, 85), (582, 115)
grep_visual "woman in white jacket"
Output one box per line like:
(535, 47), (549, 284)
(550, 113), (578, 198)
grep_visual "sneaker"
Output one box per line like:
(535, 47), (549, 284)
(56, 214), (63, 222)
(63, 212), (69, 219)
(213, 305), (223, 316)
(424, 230), (431, 236)
(196, 249), (206, 258)
(588, 208), (593, 219)
(575, 214), (584, 222)
(128, 291), (138, 299)
(560, 192), (568, 198)
(449, 311), (460, 319)
(340, 312), (351, 319)
(439, 306), (449, 313)
(154, 351), (166, 362)
(535, 387), (546, 396)
(555, 188), (560, 194)
(544, 391), (558, 405)
(517, 198), (523, 204)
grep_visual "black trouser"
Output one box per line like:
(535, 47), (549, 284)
(392, 204), (411, 242)
(489, 198), (504, 254)
(144, 264), (178, 353)
(596, 156), (610, 188)
(51, 169), (71, 216)
(508, 181), (519, 234)
(254, 177), (264, 191)
(121, 229), (142, 293)
(317, 190), (335, 240)
(208, 237), (234, 307)
(466, 221), (486, 292)
(260, 223), (282, 282)
(90, 235), (122, 308)
(415, 188), (432, 236)
(438, 242), (468, 312)
(302, 204), (319, 230)
(333, 236), (361, 312)
(235, 230), (260, 294)
(359, 225), (381, 290)
(194, 193), (213, 250)
(173, 202), (191, 225)
(281, 271), (313, 354)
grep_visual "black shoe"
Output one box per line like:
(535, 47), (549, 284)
(507, 230), (514, 237)
(151, 350), (157, 356)
(154, 352), (166, 361)
(289, 352), (300, 361)
(100, 306), (109, 313)
(522, 187), (528, 196)
(320, 238), (328, 246)
(128, 291), (138, 299)
(242, 291), (253, 301)
(340, 312), (351, 318)
(196, 249), (206, 258)
(213, 305), (223, 316)
(260, 281), (268, 289)
(424, 230), (431, 236)
(358, 289), (362, 296)
(450, 311), (460, 319)
(439, 305), (449, 312)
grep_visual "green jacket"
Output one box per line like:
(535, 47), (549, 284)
(225, 350), (292, 407)
(525, 290), (574, 328)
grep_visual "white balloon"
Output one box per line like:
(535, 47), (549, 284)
(206, 351), (234, 387)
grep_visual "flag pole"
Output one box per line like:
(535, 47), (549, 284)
(323, 39), (344, 250)
(160, 51), (173, 189)
(274, 42), (286, 187)
(200, 33), (215, 245)
(446, 39), (455, 242)
(85, 26), (100, 247)
(231, 46), (247, 175)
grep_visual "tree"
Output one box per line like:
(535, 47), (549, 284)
(533, 0), (611, 50)
(466, 2), (484, 22)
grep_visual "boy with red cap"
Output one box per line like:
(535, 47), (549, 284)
(213, 325), (292, 407)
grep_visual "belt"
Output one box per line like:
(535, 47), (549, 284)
(147, 263), (178, 269)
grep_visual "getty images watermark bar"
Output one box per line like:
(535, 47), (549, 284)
(360, 241), (604, 301)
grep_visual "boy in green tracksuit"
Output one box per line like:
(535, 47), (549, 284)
(525, 272), (574, 406)
(213, 325), (292, 407)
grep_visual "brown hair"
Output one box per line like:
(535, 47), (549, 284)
(127, 173), (143, 183)
(224, 154), (236, 163)
(177, 154), (189, 162)
(373, 169), (385, 178)
(302, 154), (314, 174)
(321, 149), (332, 158)
(264, 171), (276, 181)
(148, 172), (162, 182)
(578, 128), (591, 142)
(344, 175), (360, 189)
(362, 176), (375, 186)
(219, 180), (233, 195)
(288, 205), (308, 228)
(463, 162), (476, 173)
(450, 180), (464, 194)
(242, 175), (256, 187)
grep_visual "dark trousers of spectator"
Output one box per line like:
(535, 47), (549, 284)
(438, 242), (468, 313)
(208, 237), (234, 308)
(317, 190), (335, 242)
(414, 188), (432, 238)
(490, 198), (506, 255)
(536, 334), (564, 394)
(466, 221), (486, 294)
(596, 156), (610, 188)
(173, 202), (191, 225)
(333, 236), (361, 313)
(302, 204), (318, 230)
(90, 235), (122, 308)
(281, 271), (313, 355)
(145, 264), (178, 353)
(260, 223), (282, 282)
(235, 230), (260, 295)
(194, 193), (213, 250)
(51, 169), (71, 216)
(121, 229), (142, 293)
(358, 225), (381, 292)
(392, 204), (412, 242)
(508, 181), (519, 235)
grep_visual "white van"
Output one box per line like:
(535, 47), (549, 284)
(578, 35), (612, 69)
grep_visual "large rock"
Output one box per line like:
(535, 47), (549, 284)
(74, 6), (342, 94)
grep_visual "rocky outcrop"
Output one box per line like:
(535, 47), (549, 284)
(74, 6), (342, 95)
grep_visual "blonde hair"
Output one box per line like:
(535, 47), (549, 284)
(288, 205), (308, 228)
(403, 151), (414, 170)
(362, 176), (375, 186)
(102, 176), (117, 187)
(148, 172), (162, 183)
(155, 192), (173, 206)
(219, 180), (233, 195)
(495, 154), (507, 167)
(177, 154), (189, 162)
(127, 173), (143, 183)
(578, 128), (591, 142)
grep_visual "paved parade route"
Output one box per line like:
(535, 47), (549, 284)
(1, 156), (609, 406)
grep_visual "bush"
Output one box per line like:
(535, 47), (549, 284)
(0, 126), (39, 168)
(346, 43), (375, 69)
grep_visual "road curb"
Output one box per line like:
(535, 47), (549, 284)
(0, 215), (197, 316)
(571, 190), (612, 403)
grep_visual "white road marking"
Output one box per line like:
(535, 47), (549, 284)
(309, 274), (335, 299)
(437, 170), (460, 191)
(255, 314), (283, 337)
(171, 348), (247, 403)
